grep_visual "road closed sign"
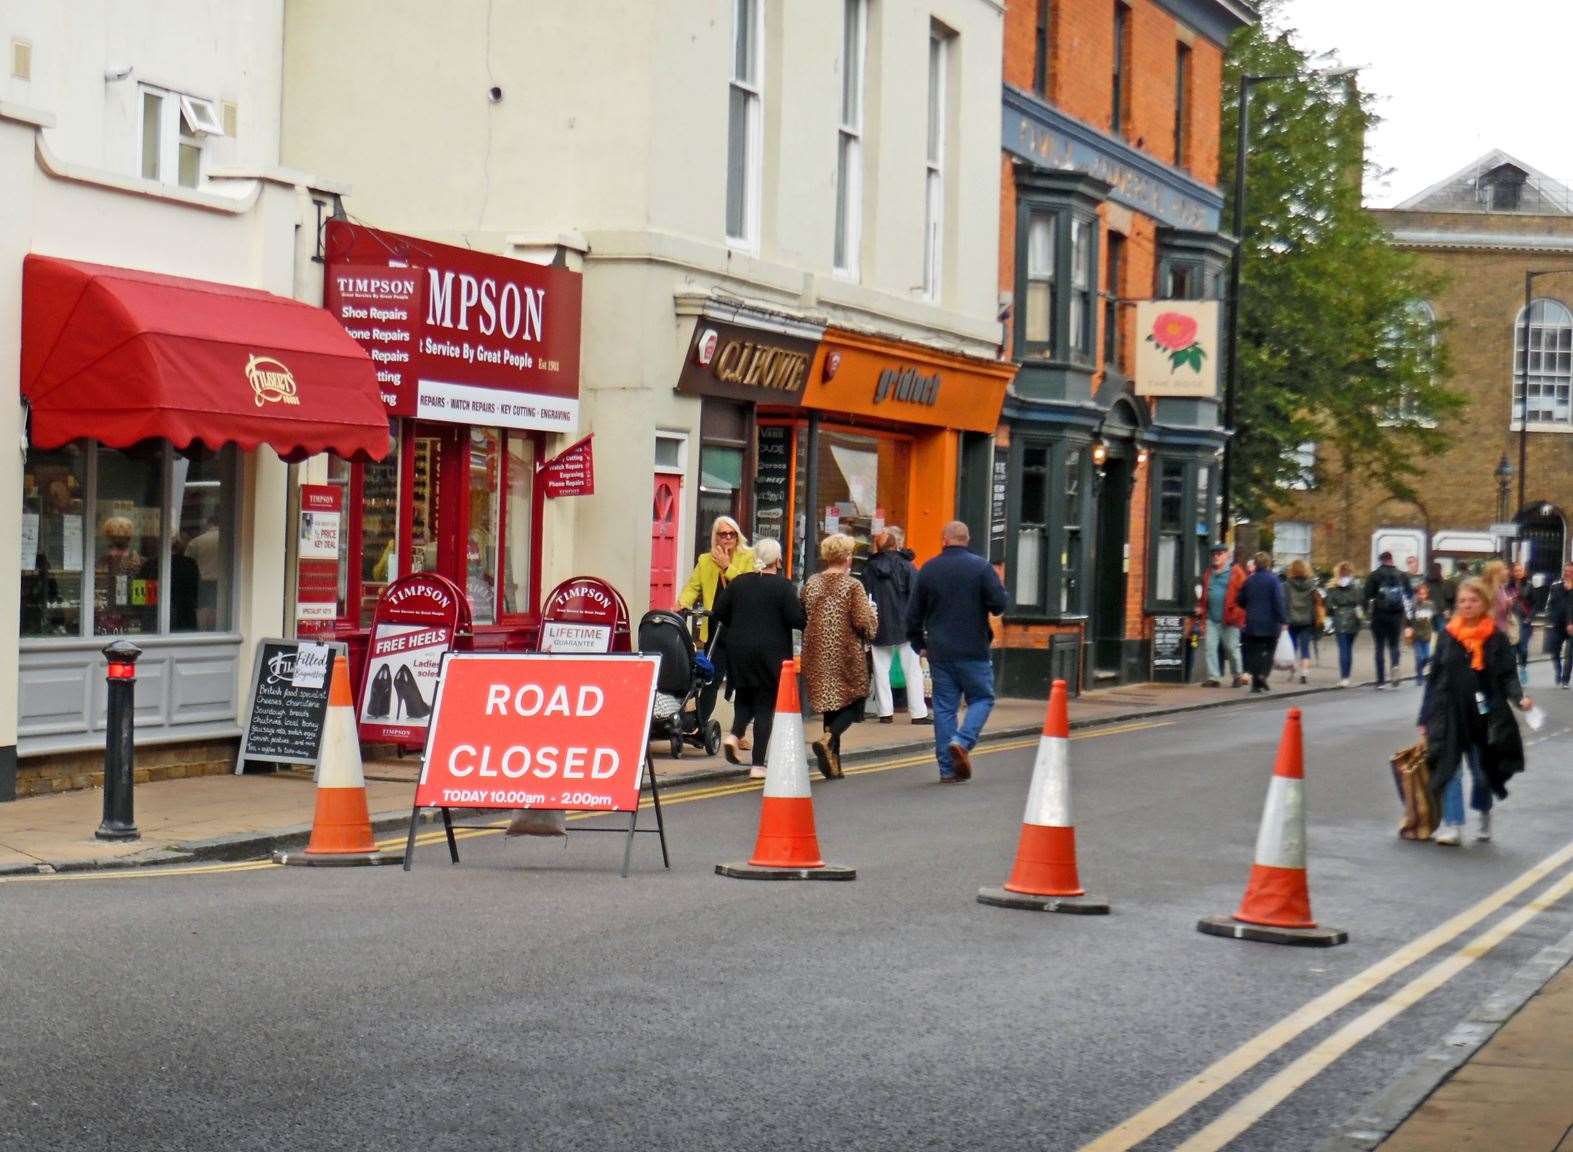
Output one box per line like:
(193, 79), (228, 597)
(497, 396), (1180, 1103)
(416, 654), (659, 814)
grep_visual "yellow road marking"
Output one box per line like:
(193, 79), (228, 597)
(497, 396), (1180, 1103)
(3, 719), (1172, 882)
(1171, 867), (1573, 1151)
(1077, 839), (1573, 1152)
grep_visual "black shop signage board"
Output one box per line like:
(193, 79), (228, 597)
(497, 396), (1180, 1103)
(236, 638), (346, 772)
(989, 447), (1008, 564)
(1151, 615), (1186, 682)
(754, 423), (792, 543)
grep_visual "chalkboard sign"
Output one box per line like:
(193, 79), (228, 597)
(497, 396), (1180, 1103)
(1151, 615), (1186, 682)
(236, 639), (344, 772)
(989, 447), (1009, 564)
(754, 424), (792, 543)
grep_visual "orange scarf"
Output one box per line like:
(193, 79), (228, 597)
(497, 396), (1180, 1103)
(1446, 615), (1494, 671)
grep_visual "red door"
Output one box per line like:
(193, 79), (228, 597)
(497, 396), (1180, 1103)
(650, 474), (681, 612)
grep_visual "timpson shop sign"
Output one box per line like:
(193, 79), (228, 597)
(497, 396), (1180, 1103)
(676, 320), (819, 404)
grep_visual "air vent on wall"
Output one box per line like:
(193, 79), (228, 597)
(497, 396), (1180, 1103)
(221, 100), (238, 137)
(11, 39), (31, 81)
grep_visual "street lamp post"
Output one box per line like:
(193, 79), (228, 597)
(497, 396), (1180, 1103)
(1495, 454), (1513, 556)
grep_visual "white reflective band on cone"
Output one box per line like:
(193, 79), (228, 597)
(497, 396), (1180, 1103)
(762, 712), (811, 799)
(1254, 775), (1306, 869)
(1021, 735), (1073, 828)
(316, 705), (367, 789)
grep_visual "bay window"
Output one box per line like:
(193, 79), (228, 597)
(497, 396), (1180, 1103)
(1014, 171), (1105, 370)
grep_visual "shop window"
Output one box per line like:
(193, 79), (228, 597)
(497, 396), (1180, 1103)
(697, 444), (746, 558)
(1193, 464), (1213, 595)
(1015, 446), (1048, 608)
(466, 428), (502, 625)
(1146, 456), (1214, 613)
(1153, 460), (1186, 604)
(816, 429), (911, 574)
(358, 446), (400, 626)
(726, 0), (763, 246)
(1060, 447), (1084, 613)
(20, 440), (237, 639)
(1007, 437), (1090, 617)
(502, 433), (536, 616)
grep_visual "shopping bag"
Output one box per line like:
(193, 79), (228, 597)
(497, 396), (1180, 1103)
(1273, 629), (1296, 671)
(1390, 742), (1437, 841)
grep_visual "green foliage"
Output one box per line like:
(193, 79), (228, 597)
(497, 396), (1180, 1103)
(1223, 3), (1461, 521)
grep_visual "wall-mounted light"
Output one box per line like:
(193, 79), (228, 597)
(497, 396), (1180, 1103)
(1091, 441), (1108, 467)
(1136, 447), (1150, 467)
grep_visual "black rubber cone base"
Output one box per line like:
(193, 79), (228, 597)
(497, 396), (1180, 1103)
(977, 886), (1111, 915)
(715, 861), (856, 881)
(272, 849), (405, 867)
(1197, 914), (1348, 947)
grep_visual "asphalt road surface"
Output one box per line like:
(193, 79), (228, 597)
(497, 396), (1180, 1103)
(3, 683), (1571, 1152)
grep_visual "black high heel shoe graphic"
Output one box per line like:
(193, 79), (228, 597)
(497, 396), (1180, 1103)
(393, 664), (431, 720)
(365, 664), (393, 719)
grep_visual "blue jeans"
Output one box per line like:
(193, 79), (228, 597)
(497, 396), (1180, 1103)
(930, 659), (996, 777)
(1413, 639), (1431, 685)
(1441, 747), (1492, 825)
(1336, 632), (1356, 679)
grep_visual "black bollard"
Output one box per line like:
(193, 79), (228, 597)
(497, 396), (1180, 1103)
(96, 641), (142, 841)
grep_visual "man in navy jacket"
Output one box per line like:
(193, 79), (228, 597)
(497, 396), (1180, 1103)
(906, 521), (1008, 782)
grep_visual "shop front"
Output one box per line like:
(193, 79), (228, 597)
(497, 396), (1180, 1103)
(16, 255), (389, 765)
(318, 221), (583, 686)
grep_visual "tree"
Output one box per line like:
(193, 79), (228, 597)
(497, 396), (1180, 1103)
(1223, 2), (1460, 523)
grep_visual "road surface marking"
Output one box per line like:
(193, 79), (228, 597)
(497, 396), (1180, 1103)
(1172, 867), (1573, 1151)
(1077, 838), (1573, 1152)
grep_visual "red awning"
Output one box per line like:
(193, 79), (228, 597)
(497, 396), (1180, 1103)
(21, 254), (390, 461)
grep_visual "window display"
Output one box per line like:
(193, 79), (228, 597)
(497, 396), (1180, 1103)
(19, 445), (87, 637)
(814, 429), (910, 574)
(93, 444), (164, 636)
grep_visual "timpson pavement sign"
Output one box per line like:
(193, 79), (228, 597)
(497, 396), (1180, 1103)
(402, 653), (669, 877)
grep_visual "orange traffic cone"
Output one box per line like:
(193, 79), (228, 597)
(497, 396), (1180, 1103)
(977, 680), (1109, 914)
(274, 652), (398, 867)
(717, 659), (855, 881)
(1198, 708), (1347, 946)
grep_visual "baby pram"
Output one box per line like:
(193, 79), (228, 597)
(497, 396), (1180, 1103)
(638, 609), (722, 758)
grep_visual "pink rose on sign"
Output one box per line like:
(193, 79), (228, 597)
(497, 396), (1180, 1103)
(1147, 310), (1207, 373)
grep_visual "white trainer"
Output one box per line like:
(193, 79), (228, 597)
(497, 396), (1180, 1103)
(1339, 678), (1351, 688)
(1476, 810), (1493, 842)
(1433, 824), (1463, 846)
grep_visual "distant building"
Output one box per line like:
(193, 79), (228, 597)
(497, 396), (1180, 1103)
(1269, 150), (1573, 582)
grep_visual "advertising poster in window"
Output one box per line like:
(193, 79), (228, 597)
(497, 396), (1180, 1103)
(295, 485), (342, 639)
(358, 573), (464, 747)
(1135, 301), (1220, 398)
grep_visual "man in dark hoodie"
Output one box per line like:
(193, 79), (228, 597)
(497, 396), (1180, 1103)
(907, 521), (1007, 783)
(861, 526), (930, 725)
(1364, 550), (1409, 689)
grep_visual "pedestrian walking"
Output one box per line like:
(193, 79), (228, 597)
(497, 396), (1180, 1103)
(1404, 555), (1423, 595)
(1407, 582), (1436, 686)
(711, 538), (805, 779)
(1364, 550), (1409, 689)
(905, 520), (1007, 783)
(678, 515), (755, 730)
(1234, 552), (1287, 693)
(1424, 561), (1455, 620)
(1417, 577), (1532, 847)
(1324, 560), (1363, 687)
(1509, 561), (1535, 681)
(860, 526), (931, 726)
(1544, 562), (1573, 688)
(1283, 559), (1322, 685)
(1195, 543), (1248, 688)
(800, 533), (877, 781)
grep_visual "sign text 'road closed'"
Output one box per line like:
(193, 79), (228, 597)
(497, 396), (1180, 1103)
(416, 654), (659, 813)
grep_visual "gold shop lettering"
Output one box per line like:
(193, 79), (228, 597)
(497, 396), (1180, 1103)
(714, 340), (808, 393)
(246, 355), (300, 406)
(872, 366), (941, 407)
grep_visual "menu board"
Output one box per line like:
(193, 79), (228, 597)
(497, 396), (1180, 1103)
(754, 424), (791, 544)
(990, 448), (1009, 564)
(237, 640), (343, 770)
(1151, 615), (1187, 681)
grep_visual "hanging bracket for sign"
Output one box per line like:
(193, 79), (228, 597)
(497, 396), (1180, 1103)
(402, 652), (668, 877)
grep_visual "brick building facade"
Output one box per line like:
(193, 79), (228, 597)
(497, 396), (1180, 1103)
(1270, 153), (1573, 584)
(993, 0), (1253, 694)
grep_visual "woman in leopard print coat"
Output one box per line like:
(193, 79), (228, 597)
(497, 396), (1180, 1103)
(801, 533), (877, 779)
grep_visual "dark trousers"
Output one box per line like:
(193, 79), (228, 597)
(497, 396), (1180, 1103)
(729, 681), (776, 768)
(822, 702), (861, 756)
(696, 642), (727, 727)
(1241, 635), (1276, 690)
(1371, 618), (1403, 684)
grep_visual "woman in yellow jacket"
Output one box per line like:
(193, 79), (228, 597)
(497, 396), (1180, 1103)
(679, 515), (755, 727)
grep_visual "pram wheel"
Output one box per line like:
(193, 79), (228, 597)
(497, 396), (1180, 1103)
(669, 730), (685, 759)
(703, 719), (722, 757)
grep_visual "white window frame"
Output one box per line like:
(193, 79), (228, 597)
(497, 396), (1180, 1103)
(1286, 441), (1317, 491)
(922, 26), (950, 302)
(139, 84), (223, 188)
(1512, 297), (1573, 431)
(834, 0), (867, 278)
(1273, 521), (1312, 567)
(725, 0), (764, 249)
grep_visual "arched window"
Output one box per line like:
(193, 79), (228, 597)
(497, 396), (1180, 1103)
(1390, 299), (1436, 423)
(1513, 298), (1573, 426)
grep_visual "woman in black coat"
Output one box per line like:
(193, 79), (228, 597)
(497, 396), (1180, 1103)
(711, 537), (805, 777)
(1418, 577), (1532, 846)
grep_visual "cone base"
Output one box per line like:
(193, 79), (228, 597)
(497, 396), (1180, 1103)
(716, 862), (856, 881)
(273, 849), (404, 868)
(977, 886), (1109, 915)
(1197, 914), (1348, 948)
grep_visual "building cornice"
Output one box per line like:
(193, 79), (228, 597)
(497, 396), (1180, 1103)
(1387, 229), (1573, 254)
(1149, 0), (1257, 46)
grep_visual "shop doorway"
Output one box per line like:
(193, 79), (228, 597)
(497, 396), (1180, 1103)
(1090, 453), (1130, 682)
(401, 422), (506, 624)
(650, 474), (682, 611)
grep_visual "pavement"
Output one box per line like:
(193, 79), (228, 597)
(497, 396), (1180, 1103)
(0, 634), (1421, 876)
(1, 684), (1569, 1151)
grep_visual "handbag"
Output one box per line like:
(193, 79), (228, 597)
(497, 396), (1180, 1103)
(1273, 629), (1296, 670)
(1390, 741), (1438, 841)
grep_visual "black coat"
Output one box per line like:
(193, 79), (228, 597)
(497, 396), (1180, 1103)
(861, 547), (918, 648)
(711, 571), (805, 690)
(1544, 582), (1573, 652)
(1418, 628), (1525, 803)
(1233, 569), (1287, 638)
